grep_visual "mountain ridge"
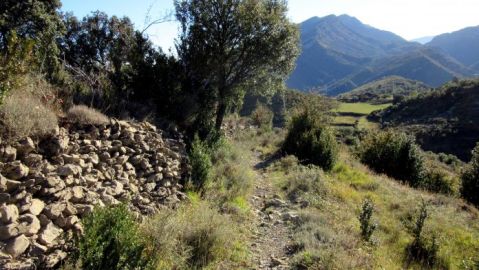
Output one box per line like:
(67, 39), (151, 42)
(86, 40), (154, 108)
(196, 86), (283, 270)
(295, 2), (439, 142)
(287, 15), (478, 95)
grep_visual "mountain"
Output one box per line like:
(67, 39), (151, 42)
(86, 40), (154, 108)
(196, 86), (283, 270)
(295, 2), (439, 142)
(372, 79), (479, 160)
(338, 76), (430, 103)
(411, 36), (435, 44)
(287, 15), (418, 91)
(427, 26), (479, 71)
(287, 15), (475, 95)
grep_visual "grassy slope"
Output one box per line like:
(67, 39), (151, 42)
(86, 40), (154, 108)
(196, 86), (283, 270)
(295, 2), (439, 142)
(232, 127), (479, 269)
(338, 76), (430, 103)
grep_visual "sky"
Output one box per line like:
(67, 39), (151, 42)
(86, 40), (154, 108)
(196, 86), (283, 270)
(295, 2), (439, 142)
(61, 0), (479, 51)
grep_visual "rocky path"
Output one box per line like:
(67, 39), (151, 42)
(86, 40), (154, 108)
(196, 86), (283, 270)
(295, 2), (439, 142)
(249, 153), (296, 269)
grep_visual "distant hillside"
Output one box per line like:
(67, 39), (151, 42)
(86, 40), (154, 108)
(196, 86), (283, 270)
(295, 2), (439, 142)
(428, 26), (479, 71)
(287, 15), (418, 91)
(338, 76), (430, 103)
(373, 79), (479, 160)
(325, 47), (472, 95)
(287, 15), (474, 95)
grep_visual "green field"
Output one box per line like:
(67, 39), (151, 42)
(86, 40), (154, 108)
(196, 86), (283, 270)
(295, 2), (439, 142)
(332, 102), (391, 129)
(333, 102), (391, 115)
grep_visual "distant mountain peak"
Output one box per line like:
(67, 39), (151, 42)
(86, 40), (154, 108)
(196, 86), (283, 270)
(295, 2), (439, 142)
(288, 16), (476, 94)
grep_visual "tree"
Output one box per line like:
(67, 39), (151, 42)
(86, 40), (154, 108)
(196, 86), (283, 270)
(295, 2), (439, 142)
(461, 143), (479, 207)
(0, 0), (64, 80)
(175, 0), (299, 133)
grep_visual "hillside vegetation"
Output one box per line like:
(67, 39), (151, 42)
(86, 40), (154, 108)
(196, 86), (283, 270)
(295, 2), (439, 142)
(339, 76), (431, 103)
(373, 79), (479, 160)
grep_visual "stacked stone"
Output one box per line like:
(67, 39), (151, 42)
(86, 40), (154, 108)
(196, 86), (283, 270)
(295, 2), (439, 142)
(0, 120), (187, 269)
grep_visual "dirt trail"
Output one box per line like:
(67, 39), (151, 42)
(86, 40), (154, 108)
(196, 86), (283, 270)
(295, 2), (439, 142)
(249, 152), (296, 269)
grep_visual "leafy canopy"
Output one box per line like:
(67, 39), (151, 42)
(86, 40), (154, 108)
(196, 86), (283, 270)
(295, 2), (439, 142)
(175, 0), (299, 133)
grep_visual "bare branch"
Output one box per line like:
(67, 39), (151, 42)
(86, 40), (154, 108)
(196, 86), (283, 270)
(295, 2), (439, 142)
(142, 6), (175, 34)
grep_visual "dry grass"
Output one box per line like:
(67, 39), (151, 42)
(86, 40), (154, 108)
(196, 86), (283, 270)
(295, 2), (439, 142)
(142, 201), (246, 269)
(0, 90), (58, 140)
(67, 105), (109, 125)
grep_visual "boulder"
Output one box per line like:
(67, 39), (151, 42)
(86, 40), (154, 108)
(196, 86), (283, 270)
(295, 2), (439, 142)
(43, 203), (66, 220)
(0, 145), (17, 162)
(3, 161), (29, 180)
(0, 223), (19, 240)
(17, 137), (35, 156)
(5, 234), (30, 258)
(57, 164), (82, 177)
(1, 204), (19, 224)
(0, 174), (21, 192)
(17, 214), (41, 236)
(38, 222), (63, 247)
(29, 199), (45, 216)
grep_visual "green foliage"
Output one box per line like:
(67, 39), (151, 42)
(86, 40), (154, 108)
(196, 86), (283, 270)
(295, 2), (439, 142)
(358, 199), (377, 242)
(0, 0), (64, 81)
(189, 136), (213, 190)
(461, 143), (479, 206)
(403, 201), (442, 268)
(359, 130), (425, 186)
(421, 168), (459, 195)
(142, 201), (240, 269)
(0, 32), (34, 103)
(283, 104), (338, 171)
(175, 0), (299, 133)
(74, 204), (149, 270)
(251, 103), (273, 130)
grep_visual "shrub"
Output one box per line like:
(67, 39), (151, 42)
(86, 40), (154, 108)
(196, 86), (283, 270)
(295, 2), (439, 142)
(282, 166), (324, 205)
(283, 108), (338, 171)
(421, 168), (459, 195)
(142, 201), (239, 269)
(251, 103), (273, 130)
(461, 143), (479, 206)
(74, 204), (149, 270)
(359, 199), (377, 242)
(67, 105), (110, 126)
(359, 131), (425, 186)
(0, 90), (58, 140)
(206, 140), (254, 204)
(189, 136), (213, 190)
(403, 201), (442, 268)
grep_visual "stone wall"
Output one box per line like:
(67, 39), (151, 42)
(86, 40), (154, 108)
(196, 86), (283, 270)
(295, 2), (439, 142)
(0, 119), (188, 269)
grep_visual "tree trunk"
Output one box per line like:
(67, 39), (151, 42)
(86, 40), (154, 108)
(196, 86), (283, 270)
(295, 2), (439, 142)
(215, 101), (227, 131)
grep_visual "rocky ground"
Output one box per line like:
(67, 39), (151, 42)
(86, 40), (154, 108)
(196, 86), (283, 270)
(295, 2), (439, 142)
(249, 153), (297, 270)
(0, 119), (188, 269)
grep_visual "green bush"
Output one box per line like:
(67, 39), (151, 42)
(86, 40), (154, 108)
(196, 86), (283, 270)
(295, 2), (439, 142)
(421, 168), (458, 195)
(359, 131), (425, 186)
(283, 108), (338, 171)
(403, 201), (443, 268)
(359, 199), (377, 242)
(189, 136), (213, 190)
(251, 103), (273, 130)
(461, 143), (479, 207)
(74, 204), (149, 270)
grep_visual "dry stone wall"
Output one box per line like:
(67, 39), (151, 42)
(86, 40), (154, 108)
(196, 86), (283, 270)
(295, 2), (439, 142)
(0, 119), (188, 269)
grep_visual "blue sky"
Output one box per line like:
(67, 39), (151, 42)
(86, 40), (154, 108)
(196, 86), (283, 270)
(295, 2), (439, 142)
(61, 0), (479, 51)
